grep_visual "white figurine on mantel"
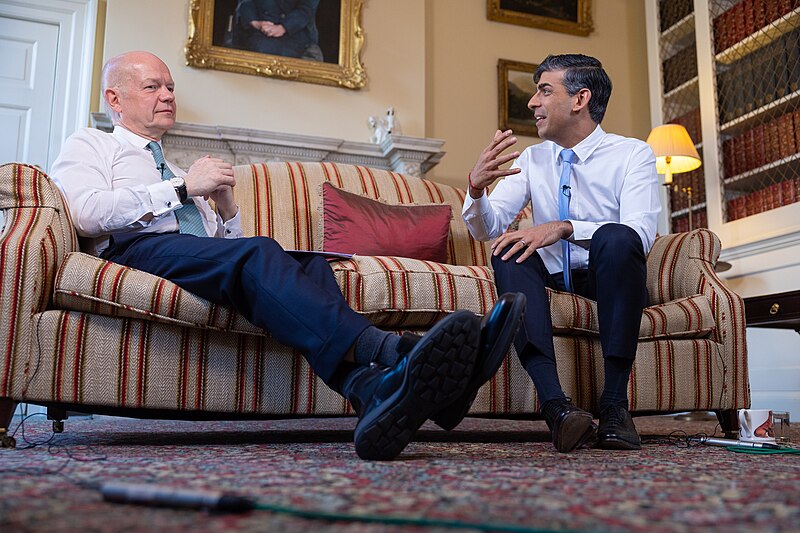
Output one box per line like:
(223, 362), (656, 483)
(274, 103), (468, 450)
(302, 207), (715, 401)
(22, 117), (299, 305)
(368, 116), (379, 144)
(368, 107), (401, 144)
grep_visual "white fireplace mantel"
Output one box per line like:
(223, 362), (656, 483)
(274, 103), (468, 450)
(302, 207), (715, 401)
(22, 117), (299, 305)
(91, 113), (446, 178)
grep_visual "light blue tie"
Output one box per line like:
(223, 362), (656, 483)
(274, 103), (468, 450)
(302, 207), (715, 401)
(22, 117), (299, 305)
(558, 148), (576, 292)
(147, 142), (207, 237)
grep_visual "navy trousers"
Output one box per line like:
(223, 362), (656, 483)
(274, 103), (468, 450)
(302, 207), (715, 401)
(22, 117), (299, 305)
(102, 232), (372, 386)
(491, 224), (648, 394)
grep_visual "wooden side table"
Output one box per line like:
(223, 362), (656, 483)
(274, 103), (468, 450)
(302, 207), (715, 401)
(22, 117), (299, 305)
(744, 289), (800, 333)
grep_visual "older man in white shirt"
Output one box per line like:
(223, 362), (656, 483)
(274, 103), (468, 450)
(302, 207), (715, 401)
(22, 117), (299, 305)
(464, 54), (661, 453)
(51, 51), (529, 461)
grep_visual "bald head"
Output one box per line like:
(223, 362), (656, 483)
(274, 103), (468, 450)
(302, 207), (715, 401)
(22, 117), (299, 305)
(102, 51), (168, 93)
(101, 51), (177, 140)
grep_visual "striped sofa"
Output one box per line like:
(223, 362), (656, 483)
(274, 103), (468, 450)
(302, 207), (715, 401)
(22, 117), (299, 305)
(0, 161), (748, 437)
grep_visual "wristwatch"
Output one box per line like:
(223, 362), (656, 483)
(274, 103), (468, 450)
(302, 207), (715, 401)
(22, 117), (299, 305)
(169, 177), (188, 203)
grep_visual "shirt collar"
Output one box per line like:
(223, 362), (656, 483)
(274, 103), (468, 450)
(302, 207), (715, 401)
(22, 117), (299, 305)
(113, 124), (161, 150)
(554, 124), (606, 164)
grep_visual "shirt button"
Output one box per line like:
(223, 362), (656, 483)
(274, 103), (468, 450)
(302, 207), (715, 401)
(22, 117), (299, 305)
(167, 201), (173, 208)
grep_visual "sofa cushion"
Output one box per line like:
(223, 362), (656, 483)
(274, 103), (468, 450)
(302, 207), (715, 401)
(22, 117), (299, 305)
(331, 255), (497, 327)
(53, 252), (498, 332)
(319, 182), (452, 262)
(548, 289), (716, 339)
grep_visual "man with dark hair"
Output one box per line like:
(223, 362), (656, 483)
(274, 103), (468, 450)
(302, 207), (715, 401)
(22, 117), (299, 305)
(463, 54), (660, 452)
(51, 51), (525, 461)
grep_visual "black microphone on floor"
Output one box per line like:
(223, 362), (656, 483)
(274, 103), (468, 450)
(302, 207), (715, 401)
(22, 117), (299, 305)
(100, 481), (255, 513)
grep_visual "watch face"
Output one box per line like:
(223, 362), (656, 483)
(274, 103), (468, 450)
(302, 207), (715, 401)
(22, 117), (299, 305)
(170, 177), (184, 187)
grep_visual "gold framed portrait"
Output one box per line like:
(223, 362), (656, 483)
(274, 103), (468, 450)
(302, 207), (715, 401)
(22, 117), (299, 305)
(186, 0), (366, 89)
(487, 0), (593, 37)
(498, 59), (539, 138)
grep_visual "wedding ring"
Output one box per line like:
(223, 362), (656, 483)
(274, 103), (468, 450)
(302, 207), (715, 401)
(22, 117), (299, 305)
(520, 239), (526, 246)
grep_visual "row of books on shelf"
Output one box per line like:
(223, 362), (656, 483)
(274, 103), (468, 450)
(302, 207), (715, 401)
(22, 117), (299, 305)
(662, 43), (697, 93)
(659, 0), (693, 32)
(716, 28), (800, 123)
(669, 107), (702, 144)
(669, 168), (707, 212)
(713, 0), (799, 54)
(722, 108), (800, 178)
(726, 177), (800, 220)
(671, 210), (708, 233)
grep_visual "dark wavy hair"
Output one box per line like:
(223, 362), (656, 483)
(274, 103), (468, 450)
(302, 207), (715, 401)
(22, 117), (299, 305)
(533, 54), (612, 124)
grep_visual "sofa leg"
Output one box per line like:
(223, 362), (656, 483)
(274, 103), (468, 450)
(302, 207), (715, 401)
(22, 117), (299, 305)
(1, 398), (18, 449)
(716, 409), (739, 439)
(47, 406), (68, 433)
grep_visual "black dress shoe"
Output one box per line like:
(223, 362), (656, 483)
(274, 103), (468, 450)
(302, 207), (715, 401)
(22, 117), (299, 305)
(429, 293), (526, 430)
(596, 404), (641, 450)
(346, 310), (480, 460)
(541, 397), (597, 453)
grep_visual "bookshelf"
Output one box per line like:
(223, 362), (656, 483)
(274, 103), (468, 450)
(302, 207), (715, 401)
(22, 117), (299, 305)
(645, 0), (800, 248)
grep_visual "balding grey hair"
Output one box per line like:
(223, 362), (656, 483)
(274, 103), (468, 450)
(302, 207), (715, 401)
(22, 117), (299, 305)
(100, 53), (133, 123)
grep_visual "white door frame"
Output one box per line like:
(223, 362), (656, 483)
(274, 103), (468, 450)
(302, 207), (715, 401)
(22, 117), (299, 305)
(0, 0), (97, 171)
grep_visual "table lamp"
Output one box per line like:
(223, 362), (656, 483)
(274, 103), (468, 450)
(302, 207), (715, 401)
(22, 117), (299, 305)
(646, 124), (702, 230)
(646, 124), (702, 186)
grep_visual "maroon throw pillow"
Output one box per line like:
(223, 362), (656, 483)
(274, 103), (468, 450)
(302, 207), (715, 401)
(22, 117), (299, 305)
(320, 182), (452, 263)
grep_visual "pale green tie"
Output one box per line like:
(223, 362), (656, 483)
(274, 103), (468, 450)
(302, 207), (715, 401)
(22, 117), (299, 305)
(147, 142), (207, 237)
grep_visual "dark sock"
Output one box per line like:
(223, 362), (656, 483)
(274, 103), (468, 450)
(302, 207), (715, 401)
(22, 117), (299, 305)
(599, 356), (634, 410)
(520, 345), (565, 407)
(353, 326), (401, 367)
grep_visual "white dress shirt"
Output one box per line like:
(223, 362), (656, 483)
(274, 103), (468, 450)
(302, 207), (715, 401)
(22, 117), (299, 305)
(463, 125), (661, 275)
(51, 126), (244, 256)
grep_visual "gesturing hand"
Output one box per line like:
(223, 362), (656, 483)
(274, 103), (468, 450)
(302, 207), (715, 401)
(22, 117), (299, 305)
(468, 129), (522, 198)
(185, 156), (235, 199)
(491, 221), (573, 263)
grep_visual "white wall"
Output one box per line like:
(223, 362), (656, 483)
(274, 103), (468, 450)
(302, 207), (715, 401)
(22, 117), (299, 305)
(723, 247), (800, 418)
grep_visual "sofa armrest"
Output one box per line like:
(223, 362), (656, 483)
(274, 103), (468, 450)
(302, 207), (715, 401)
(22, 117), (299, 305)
(0, 163), (78, 397)
(646, 228), (749, 408)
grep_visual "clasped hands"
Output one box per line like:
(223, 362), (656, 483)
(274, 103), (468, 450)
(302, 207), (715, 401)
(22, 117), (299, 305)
(186, 156), (238, 221)
(251, 20), (286, 38)
(471, 129), (572, 263)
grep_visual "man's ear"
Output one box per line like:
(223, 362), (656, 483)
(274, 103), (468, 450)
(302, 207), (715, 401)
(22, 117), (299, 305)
(105, 87), (122, 115)
(572, 88), (592, 113)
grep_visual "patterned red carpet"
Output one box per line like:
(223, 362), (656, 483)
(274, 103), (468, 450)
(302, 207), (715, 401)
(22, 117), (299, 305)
(1, 413), (798, 532)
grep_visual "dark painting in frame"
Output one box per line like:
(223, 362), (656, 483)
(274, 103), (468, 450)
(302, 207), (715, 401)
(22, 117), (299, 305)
(186, 0), (366, 89)
(498, 59), (539, 138)
(487, 0), (593, 36)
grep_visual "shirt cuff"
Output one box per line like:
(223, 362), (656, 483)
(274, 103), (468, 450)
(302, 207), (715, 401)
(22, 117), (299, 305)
(148, 181), (181, 216)
(569, 220), (601, 241)
(220, 209), (244, 238)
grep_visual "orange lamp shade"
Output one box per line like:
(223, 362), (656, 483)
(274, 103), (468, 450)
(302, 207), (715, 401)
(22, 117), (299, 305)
(646, 124), (702, 184)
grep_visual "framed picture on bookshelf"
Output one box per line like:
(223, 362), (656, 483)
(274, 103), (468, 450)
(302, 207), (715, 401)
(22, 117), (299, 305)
(498, 59), (539, 137)
(487, 0), (593, 36)
(185, 0), (366, 89)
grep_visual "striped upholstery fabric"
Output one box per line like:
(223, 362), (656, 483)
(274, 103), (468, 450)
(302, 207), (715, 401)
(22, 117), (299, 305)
(54, 252), (497, 331)
(0, 163), (77, 398)
(549, 291), (716, 339)
(232, 162), (519, 267)
(1, 161), (748, 420)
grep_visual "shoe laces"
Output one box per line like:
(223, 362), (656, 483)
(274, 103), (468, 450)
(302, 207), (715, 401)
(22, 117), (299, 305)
(602, 404), (626, 425)
(542, 397), (574, 422)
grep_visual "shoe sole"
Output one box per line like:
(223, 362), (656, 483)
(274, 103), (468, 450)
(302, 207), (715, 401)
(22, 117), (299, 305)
(596, 435), (642, 450)
(554, 412), (597, 453)
(432, 294), (526, 431)
(353, 311), (480, 460)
